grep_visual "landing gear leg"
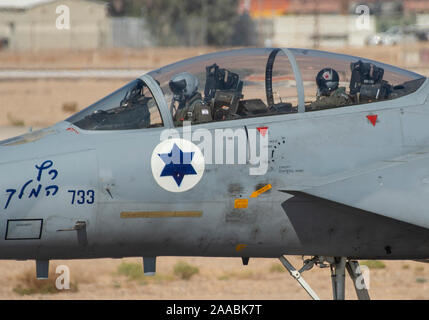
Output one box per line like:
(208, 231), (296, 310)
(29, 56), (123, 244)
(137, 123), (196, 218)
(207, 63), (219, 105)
(330, 257), (346, 300)
(279, 256), (320, 300)
(346, 260), (370, 300)
(279, 256), (371, 300)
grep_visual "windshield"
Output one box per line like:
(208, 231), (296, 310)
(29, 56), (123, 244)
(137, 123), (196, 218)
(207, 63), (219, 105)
(148, 48), (299, 126)
(148, 48), (273, 104)
(66, 79), (163, 130)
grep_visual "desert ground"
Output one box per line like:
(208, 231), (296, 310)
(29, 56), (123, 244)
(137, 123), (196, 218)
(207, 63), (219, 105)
(1, 46), (429, 299)
(1, 256), (429, 300)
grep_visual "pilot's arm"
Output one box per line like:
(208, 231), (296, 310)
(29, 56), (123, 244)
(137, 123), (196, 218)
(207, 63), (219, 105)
(309, 87), (351, 110)
(174, 93), (212, 126)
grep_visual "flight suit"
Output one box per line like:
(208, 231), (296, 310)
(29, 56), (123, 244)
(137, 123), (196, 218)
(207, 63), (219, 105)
(308, 87), (351, 111)
(174, 92), (212, 126)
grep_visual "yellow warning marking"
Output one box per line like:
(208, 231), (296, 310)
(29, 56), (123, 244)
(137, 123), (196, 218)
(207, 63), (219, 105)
(235, 244), (247, 252)
(120, 211), (202, 218)
(250, 184), (272, 198)
(234, 199), (248, 209)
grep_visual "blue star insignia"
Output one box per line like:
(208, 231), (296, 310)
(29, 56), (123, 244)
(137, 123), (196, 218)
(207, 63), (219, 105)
(158, 143), (197, 187)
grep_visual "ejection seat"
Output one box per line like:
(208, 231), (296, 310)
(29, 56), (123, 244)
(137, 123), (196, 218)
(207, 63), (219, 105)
(203, 63), (244, 121)
(349, 60), (391, 104)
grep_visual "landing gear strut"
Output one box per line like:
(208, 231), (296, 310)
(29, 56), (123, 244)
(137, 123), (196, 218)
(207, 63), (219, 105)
(330, 257), (346, 300)
(279, 256), (370, 300)
(279, 256), (320, 300)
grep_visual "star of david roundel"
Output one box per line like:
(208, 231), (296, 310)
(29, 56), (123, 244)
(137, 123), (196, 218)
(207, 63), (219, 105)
(151, 138), (205, 192)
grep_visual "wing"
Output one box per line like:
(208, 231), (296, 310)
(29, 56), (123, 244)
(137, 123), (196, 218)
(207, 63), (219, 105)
(283, 148), (429, 229)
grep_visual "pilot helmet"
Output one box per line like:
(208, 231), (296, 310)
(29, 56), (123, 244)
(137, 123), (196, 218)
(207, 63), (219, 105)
(316, 68), (339, 96)
(169, 72), (199, 98)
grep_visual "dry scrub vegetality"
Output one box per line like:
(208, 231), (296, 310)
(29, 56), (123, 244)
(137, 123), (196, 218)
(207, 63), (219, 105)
(0, 257), (426, 299)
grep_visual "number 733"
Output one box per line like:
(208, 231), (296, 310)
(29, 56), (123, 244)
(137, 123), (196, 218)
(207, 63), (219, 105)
(68, 189), (95, 204)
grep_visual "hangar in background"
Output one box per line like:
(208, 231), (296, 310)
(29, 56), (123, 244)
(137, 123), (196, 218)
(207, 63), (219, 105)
(0, 0), (111, 51)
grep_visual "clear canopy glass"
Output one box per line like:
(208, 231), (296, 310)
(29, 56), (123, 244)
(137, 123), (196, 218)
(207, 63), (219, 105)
(148, 48), (299, 126)
(66, 48), (426, 130)
(290, 48), (425, 106)
(67, 79), (163, 130)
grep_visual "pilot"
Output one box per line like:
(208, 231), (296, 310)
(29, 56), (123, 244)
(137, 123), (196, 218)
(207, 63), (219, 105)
(169, 72), (212, 126)
(308, 68), (351, 111)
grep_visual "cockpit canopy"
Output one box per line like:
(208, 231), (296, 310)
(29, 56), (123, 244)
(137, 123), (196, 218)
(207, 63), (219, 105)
(67, 48), (426, 130)
(67, 79), (163, 130)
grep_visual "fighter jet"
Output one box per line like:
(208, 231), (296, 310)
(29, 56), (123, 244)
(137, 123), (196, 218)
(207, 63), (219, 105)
(1, 48), (428, 300)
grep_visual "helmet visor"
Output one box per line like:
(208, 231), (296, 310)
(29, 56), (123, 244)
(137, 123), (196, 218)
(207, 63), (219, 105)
(169, 79), (187, 95)
(325, 81), (338, 91)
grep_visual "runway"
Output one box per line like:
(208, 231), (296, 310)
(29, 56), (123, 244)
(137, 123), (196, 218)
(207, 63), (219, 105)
(0, 69), (148, 80)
